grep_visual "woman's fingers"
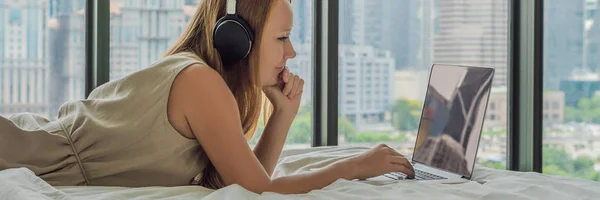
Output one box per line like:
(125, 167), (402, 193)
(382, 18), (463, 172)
(390, 165), (414, 178)
(282, 67), (291, 83)
(289, 76), (302, 99)
(388, 155), (415, 177)
(379, 144), (406, 157)
(283, 74), (296, 96)
(297, 79), (305, 95)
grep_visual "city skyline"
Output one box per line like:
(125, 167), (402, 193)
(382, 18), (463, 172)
(0, 0), (595, 127)
(2, 0), (600, 182)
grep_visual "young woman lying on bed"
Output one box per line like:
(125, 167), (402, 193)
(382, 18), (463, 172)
(0, 0), (414, 194)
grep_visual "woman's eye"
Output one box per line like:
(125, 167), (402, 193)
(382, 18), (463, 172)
(278, 37), (289, 41)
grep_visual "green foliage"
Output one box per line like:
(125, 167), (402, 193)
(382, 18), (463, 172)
(249, 102), (313, 145)
(480, 160), (506, 170)
(564, 95), (600, 123)
(339, 117), (357, 141)
(391, 99), (422, 131)
(286, 113), (311, 144)
(480, 147), (599, 181)
(482, 130), (505, 136)
(348, 132), (408, 143)
(543, 165), (571, 177)
(543, 147), (600, 181)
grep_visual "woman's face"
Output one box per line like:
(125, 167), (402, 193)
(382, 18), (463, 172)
(258, 0), (296, 87)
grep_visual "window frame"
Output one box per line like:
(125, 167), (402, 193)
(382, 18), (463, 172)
(86, 0), (545, 173)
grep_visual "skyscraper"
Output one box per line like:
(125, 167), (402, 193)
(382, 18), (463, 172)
(588, 0), (600, 73)
(433, 0), (509, 86)
(338, 45), (395, 132)
(544, 0), (585, 89)
(110, 0), (193, 80)
(1, 0), (51, 117)
(291, 0), (312, 44)
(47, 0), (86, 117)
(287, 1), (313, 104)
(1, 0), (87, 119)
(418, 0), (435, 70)
(339, 0), (421, 70)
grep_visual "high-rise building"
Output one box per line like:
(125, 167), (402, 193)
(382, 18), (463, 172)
(418, 0), (435, 71)
(433, 0), (509, 86)
(291, 0), (312, 44)
(287, 1), (313, 105)
(560, 74), (600, 107)
(338, 0), (354, 45)
(47, 0), (86, 117)
(486, 86), (565, 130)
(109, 0), (193, 80)
(544, 0), (585, 90)
(286, 44), (312, 104)
(339, 0), (421, 70)
(1, 0), (89, 119)
(380, 0), (421, 70)
(1, 0), (51, 117)
(588, 0), (600, 74)
(338, 45), (395, 132)
(394, 70), (429, 102)
(287, 44), (396, 132)
(585, 0), (597, 21)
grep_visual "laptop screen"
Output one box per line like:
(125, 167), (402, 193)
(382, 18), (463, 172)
(412, 64), (494, 178)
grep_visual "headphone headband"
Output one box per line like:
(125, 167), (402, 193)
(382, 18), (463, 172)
(226, 0), (236, 15)
(213, 0), (254, 64)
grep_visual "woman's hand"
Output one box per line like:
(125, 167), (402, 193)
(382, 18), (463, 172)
(263, 67), (304, 116)
(341, 144), (415, 180)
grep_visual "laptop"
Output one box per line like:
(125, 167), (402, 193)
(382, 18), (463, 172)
(376, 64), (495, 182)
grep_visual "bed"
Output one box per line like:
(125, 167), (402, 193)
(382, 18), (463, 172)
(2, 146), (599, 200)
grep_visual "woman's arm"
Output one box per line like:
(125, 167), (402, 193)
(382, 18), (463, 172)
(252, 110), (294, 176)
(174, 64), (414, 194)
(253, 68), (304, 176)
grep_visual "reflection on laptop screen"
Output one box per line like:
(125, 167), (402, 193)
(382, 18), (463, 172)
(412, 64), (494, 178)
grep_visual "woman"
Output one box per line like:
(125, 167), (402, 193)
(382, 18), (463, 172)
(0, 0), (414, 194)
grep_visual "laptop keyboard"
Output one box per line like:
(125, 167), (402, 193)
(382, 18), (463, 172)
(384, 169), (447, 180)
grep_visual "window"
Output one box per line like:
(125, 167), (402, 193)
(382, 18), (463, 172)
(552, 101), (560, 109)
(543, 0), (600, 181)
(9, 8), (21, 24)
(338, 0), (510, 170)
(0, 1), (86, 119)
(109, 0), (314, 149)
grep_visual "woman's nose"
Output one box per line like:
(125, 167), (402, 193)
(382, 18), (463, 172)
(286, 43), (297, 59)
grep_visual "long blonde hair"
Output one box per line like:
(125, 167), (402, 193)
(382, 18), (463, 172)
(163, 0), (276, 189)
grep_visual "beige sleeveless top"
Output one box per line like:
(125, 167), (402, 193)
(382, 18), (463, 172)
(0, 52), (209, 187)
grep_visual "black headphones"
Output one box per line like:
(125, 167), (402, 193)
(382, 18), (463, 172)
(212, 0), (255, 64)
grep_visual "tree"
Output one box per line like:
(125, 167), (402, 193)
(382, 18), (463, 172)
(543, 147), (600, 181)
(564, 95), (600, 123)
(339, 117), (357, 141)
(593, 172), (600, 182)
(250, 101), (314, 145)
(543, 165), (570, 177)
(297, 101), (312, 116)
(480, 160), (506, 170)
(391, 99), (422, 131)
(286, 114), (311, 144)
(573, 156), (594, 173)
(543, 147), (573, 173)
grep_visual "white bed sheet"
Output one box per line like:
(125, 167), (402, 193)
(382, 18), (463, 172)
(1, 146), (599, 200)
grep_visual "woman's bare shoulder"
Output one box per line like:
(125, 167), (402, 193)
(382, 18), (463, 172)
(167, 63), (238, 139)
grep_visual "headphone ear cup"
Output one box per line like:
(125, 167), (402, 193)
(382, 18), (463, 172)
(212, 15), (254, 63)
